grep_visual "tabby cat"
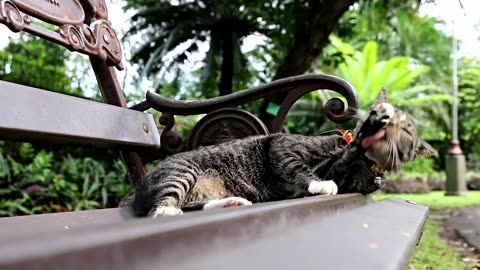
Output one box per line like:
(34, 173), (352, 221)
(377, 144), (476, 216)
(127, 89), (437, 217)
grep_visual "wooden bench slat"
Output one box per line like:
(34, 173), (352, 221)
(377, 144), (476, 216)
(0, 80), (160, 148)
(0, 194), (367, 242)
(0, 208), (135, 242)
(0, 195), (428, 270)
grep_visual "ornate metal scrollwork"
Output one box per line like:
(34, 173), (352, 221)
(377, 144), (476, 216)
(0, 0), (30, 32)
(58, 24), (84, 51)
(141, 74), (359, 128)
(187, 108), (269, 150)
(90, 19), (122, 67)
(0, 0), (123, 70)
(57, 19), (123, 68)
(158, 112), (184, 155)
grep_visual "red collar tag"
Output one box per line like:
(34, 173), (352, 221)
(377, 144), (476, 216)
(336, 128), (353, 144)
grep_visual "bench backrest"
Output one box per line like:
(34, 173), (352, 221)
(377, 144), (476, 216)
(0, 1), (362, 184)
(0, 0), (159, 184)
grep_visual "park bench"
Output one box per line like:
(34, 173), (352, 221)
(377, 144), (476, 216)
(0, 1), (428, 269)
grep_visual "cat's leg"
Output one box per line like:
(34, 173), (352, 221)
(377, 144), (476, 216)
(269, 146), (339, 196)
(357, 102), (395, 139)
(134, 167), (197, 217)
(328, 160), (381, 194)
(182, 197), (252, 212)
(182, 197), (252, 211)
(150, 206), (183, 217)
(202, 197), (253, 210)
(375, 102), (395, 123)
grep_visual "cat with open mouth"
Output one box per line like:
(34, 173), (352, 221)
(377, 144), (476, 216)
(122, 88), (436, 217)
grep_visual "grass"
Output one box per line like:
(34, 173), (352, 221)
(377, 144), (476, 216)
(408, 219), (468, 270)
(373, 191), (480, 270)
(373, 191), (480, 211)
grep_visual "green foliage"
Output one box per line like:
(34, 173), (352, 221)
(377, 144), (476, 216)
(400, 157), (435, 174)
(0, 142), (129, 216)
(281, 91), (341, 136)
(457, 57), (480, 168)
(373, 191), (480, 211)
(0, 30), (128, 216)
(331, 37), (450, 109)
(124, 0), (258, 95)
(0, 33), (83, 97)
(124, 0), (401, 97)
(341, 1), (452, 83)
(314, 37), (451, 140)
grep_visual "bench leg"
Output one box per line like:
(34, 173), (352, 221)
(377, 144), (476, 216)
(90, 56), (148, 186)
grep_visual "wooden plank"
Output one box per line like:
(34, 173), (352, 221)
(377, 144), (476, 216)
(0, 195), (428, 270)
(0, 80), (160, 149)
(0, 194), (366, 242)
(0, 208), (135, 242)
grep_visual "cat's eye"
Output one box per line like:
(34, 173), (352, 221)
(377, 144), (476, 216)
(402, 129), (413, 138)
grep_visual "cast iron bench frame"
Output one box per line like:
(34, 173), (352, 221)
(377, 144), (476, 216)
(0, 1), (428, 269)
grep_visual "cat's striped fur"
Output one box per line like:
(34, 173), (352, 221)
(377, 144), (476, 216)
(125, 90), (437, 217)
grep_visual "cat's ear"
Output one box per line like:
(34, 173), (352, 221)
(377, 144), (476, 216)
(415, 141), (438, 158)
(370, 87), (389, 109)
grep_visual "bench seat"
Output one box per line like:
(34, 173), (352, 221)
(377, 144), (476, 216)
(0, 194), (428, 270)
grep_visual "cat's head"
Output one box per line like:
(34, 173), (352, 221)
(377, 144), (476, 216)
(354, 88), (437, 171)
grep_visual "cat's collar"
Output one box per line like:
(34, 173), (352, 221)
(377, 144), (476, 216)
(370, 164), (386, 175)
(363, 157), (386, 176)
(337, 128), (386, 175)
(364, 158), (386, 186)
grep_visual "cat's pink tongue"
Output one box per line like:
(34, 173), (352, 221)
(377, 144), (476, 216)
(361, 129), (386, 149)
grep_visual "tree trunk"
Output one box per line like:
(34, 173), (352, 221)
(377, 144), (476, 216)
(219, 31), (234, 96)
(259, 0), (357, 129)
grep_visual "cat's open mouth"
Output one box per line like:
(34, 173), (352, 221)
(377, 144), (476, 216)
(361, 129), (386, 149)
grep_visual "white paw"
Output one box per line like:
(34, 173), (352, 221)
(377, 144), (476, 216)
(375, 103), (395, 124)
(150, 206), (183, 218)
(203, 197), (253, 210)
(308, 180), (338, 195)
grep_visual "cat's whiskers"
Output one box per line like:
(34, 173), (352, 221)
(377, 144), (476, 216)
(387, 136), (394, 169)
(392, 141), (398, 170)
(382, 130), (399, 171)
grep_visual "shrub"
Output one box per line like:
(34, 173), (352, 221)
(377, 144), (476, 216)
(380, 176), (432, 194)
(0, 142), (130, 216)
(466, 171), (480, 190)
(400, 157), (435, 174)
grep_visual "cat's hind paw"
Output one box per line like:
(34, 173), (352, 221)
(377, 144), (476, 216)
(149, 206), (183, 218)
(203, 197), (253, 210)
(308, 180), (338, 195)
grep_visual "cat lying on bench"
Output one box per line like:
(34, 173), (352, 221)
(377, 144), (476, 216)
(124, 89), (436, 217)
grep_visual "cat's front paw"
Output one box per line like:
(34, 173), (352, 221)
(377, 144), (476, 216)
(149, 206), (183, 218)
(375, 103), (394, 124)
(308, 180), (338, 195)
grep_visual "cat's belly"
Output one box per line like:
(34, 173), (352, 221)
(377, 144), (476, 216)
(188, 177), (234, 201)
